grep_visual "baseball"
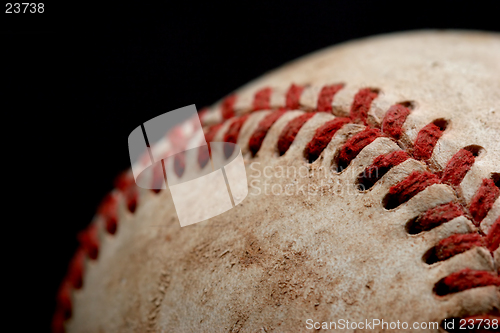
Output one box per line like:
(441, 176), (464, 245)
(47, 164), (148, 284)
(53, 31), (499, 333)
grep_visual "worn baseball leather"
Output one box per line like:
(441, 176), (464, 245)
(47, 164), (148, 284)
(65, 31), (500, 332)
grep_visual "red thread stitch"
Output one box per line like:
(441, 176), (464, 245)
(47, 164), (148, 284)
(408, 202), (465, 234)
(384, 171), (440, 209)
(167, 126), (186, 151)
(277, 113), (316, 156)
(52, 306), (67, 333)
(198, 123), (224, 169)
(125, 189), (138, 213)
(487, 217), (499, 252)
(223, 114), (250, 158)
(114, 172), (138, 212)
(381, 104), (411, 139)
(114, 171), (134, 193)
(337, 128), (382, 170)
(169, 126), (187, 178)
(55, 280), (72, 318)
(252, 87), (272, 111)
(434, 233), (486, 262)
(66, 248), (85, 290)
(434, 268), (500, 296)
(469, 178), (500, 225)
(221, 95), (237, 119)
(248, 110), (287, 157)
(98, 193), (118, 235)
(317, 84), (343, 112)
(285, 84), (304, 110)
(413, 120), (447, 161)
(349, 88), (379, 124)
(151, 161), (166, 193)
(358, 150), (410, 190)
(304, 117), (351, 163)
(173, 152), (186, 178)
(441, 149), (476, 187)
(77, 224), (99, 260)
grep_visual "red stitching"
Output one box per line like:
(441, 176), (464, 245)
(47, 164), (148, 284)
(67, 249), (85, 289)
(166, 126), (188, 178)
(55, 84), (500, 332)
(469, 178), (500, 225)
(248, 110), (287, 157)
(357, 150), (410, 190)
(55, 280), (72, 319)
(53, 249), (87, 333)
(407, 202), (465, 234)
(167, 126), (187, 150)
(434, 268), (500, 296)
(151, 161), (166, 193)
(98, 193), (118, 235)
(317, 84), (343, 112)
(77, 224), (99, 260)
(413, 120), (448, 161)
(173, 152), (186, 178)
(349, 88), (378, 124)
(51, 306), (67, 333)
(125, 187), (138, 213)
(114, 172), (138, 212)
(277, 113), (316, 156)
(114, 171), (134, 192)
(223, 114), (250, 158)
(221, 95), (237, 119)
(434, 233), (486, 262)
(336, 128), (382, 170)
(224, 114), (250, 144)
(381, 104), (411, 139)
(285, 84), (304, 109)
(304, 117), (351, 163)
(425, 213), (499, 266)
(384, 171), (441, 209)
(198, 123), (224, 169)
(252, 87), (272, 111)
(441, 149), (476, 187)
(487, 217), (499, 252)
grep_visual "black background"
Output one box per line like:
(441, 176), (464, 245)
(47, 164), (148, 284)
(2, 1), (500, 331)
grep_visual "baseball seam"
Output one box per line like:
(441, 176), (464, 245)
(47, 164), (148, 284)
(53, 83), (500, 333)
